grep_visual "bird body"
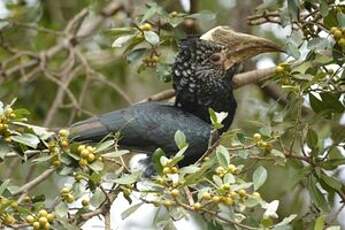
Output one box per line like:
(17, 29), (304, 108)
(70, 102), (212, 166)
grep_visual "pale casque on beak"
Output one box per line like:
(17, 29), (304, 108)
(200, 26), (283, 69)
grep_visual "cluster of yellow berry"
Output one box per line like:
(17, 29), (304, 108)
(215, 164), (239, 177)
(76, 144), (97, 168)
(275, 63), (291, 85)
(60, 187), (75, 203)
(0, 107), (16, 142)
(25, 209), (55, 230)
(330, 27), (345, 49)
(143, 55), (160, 67)
(0, 197), (19, 225)
(253, 133), (272, 153)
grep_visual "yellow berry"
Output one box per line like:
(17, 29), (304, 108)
(227, 164), (237, 173)
(170, 189), (179, 197)
(26, 215), (35, 223)
(152, 55), (159, 62)
(66, 194), (74, 203)
(52, 160), (61, 168)
(10, 201), (18, 209)
(75, 174), (83, 182)
(215, 166), (225, 175)
(162, 200), (173, 207)
(238, 189), (247, 197)
(192, 202), (202, 210)
(39, 216), (48, 226)
(80, 149), (89, 158)
(338, 38), (345, 48)
(46, 213), (54, 222)
(275, 65), (284, 74)
(9, 113), (16, 119)
(170, 167), (178, 173)
(82, 199), (89, 207)
(222, 183), (230, 191)
(330, 27), (338, 34)
(33, 221), (40, 229)
(77, 145), (86, 152)
(252, 192), (261, 198)
(3, 214), (16, 224)
(212, 195), (221, 203)
(333, 30), (343, 39)
(229, 191), (238, 198)
(87, 153), (96, 163)
(59, 129), (69, 137)
(38, 209), (48, 217)
(140, 23), (152, 31)
(44, 222), (50, 230)
(223, 197), (234, 205)
(86, 146), (95, 152)
(60, 187), (70, 194)
(60, 140), (69, 148)
(79, 159), (88, 167)
(162, 167), (171, 174)
(253, 133), (262, 142)
(201, 192), (211, 200)
(170, 11), (178, 17)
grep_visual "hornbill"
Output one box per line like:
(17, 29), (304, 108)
(70, 26), (280, 174)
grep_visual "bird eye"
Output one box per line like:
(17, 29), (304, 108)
(210, 53), (222, 63)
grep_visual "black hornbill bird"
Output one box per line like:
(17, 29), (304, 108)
(70, 26), (280, 173)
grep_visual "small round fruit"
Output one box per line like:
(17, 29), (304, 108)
(163, 200), (173, 207)
(140, 23), (152, 31)
(330, 27), (338, 34)
(192, 202), (202, 210)
(3, 214), (16, 224)
(253, 133), (262, 142)
(275, 65), (284, 74)
(338, 38), (345, 48)
(201, 192), (211, 200)
(51, 160), (61, 168)
(44, 222), (50, 230)
(333, 30), (343, 39)
(60, 187), (70, 194)
(170, 11), (178, 17)
(77, 145), (86, 152)
(170, 167), (178, 173)
(26, 215), (35, 223)
(238, 189), (247, 197)
(223, 197), (234, 205)
(82, 199), (90, 207)
(162, 167), (171, 174)
(39, 216), (48, 226)
(60, 140), (69, 148)
(87, 153), (95, 163)
(215, 166), (225, 175)
(170, 189), (179, 197)
(59, 129), (69, 137)
(38, 209), (48, 217)
(227, 164), (237, 173)
(80, 149), (89, 158)
(33, 222), (40, 229)
(222, 183), (230, 191)
(75, 174), (83, 182)
(66, 194), (75, 203)
(46, 213), (55, 222)
(79, 159), (88, 167)
(252, 192), (261, 199)
(212, 195), (221, 203)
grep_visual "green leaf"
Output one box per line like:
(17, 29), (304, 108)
(314, 215), (325, 230)
(152, 148), (165, 174)
(309, 93), (326, 113)
(319, 92), (344, 113)
(319, 0), (329, 17)
(307, 176), (329, 212)
(102, 150), (130, 159)
(121, 202), (143, 220)
(306, 128), (318, 149)
(112, 34), (135, 48)
(11, 133), (40, 148)
(144, 31), (160, 45)
(88, 160), (104, 172)
(0, 179), (10, 196)
(55, 202), (68, 217)
(174, 130), (187, 149)
(113, 172), (140, 185)
(109, 27), (135, 36)
(127, 48), (147, 63)
(0, 140), (13, 159)
(90, 188), (106, 207)
(337, 13), (345, 27)
(141, 2), (161, 23)
(287, 42), (300, 59)
(253, 166), (268, 191)
(216, 145), (230, 167)
(319, 173), (342, 192)
(95, 140), (115, 153)
(189, 11), (216, 23)
(287, 0), (299, 20)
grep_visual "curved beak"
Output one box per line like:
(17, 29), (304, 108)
(200, 26), (283, 69)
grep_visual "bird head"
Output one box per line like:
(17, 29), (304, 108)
(173, 26), (281, 85)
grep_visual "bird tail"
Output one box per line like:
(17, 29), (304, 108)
(69, 116), (109, 142)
